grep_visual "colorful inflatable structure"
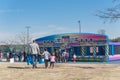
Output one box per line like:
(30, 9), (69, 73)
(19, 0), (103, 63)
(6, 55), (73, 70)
(35, 33), (111, 62)
(33, 33), (120, 62)
(109, 42), (120, 61)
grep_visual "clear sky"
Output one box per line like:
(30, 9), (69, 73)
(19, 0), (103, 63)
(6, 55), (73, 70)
(0, 0), (120, 42)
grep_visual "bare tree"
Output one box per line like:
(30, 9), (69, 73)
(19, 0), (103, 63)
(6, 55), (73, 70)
(15, 32), (32, 52)
(15, 32), (26, 45)
(0, 39), (18, 52)
(0, 31), (32, 53)
(95, 0), (120, 22)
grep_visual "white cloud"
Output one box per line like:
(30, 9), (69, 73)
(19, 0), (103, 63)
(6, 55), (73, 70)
(47, 24), (77, 33)
(47, 24), (66, 31)
(47, 25), (57, 28)
(0, 24), (78, 43)
(31, 32), (49, 40)
(31, 26), (78, 40)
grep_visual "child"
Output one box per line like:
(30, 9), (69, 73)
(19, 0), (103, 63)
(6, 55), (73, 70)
(73, 53), (76, 62)
(65, 51), (69, 62)
(42, 48), (50, 69)
(50, 52), (56, 69)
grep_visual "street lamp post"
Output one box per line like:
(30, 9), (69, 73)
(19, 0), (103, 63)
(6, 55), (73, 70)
(26, 26), (30, 53)
(78, 20), (81, 33)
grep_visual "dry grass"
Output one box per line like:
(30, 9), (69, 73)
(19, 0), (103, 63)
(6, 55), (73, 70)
(0, 62), (120, 80)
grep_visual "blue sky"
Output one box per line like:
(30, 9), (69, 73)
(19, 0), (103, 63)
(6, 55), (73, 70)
(0, 0), (120, 42)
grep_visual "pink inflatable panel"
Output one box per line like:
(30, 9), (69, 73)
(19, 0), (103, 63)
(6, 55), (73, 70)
(109, 54), (120, 61)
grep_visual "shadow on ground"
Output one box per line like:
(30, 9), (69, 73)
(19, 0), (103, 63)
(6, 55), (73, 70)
(7, 66), (45, 69)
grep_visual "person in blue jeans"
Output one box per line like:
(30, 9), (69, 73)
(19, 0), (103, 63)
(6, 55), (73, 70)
(30, 40), (40, 69)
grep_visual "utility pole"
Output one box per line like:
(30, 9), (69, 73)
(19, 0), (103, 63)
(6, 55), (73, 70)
(78, 20), (81, 33)
(26, 26), (30, 54)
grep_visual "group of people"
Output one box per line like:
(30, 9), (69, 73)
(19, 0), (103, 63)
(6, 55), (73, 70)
(30, 40), (56, 69)
(5, 51), (27, 62)
(0, 40), (75, 69)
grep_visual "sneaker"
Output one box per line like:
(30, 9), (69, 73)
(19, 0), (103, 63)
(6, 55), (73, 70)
(35, 65), (37, 68)
(32, 65), (35, 69)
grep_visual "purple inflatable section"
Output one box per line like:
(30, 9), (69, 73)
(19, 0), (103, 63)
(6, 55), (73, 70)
(109, 42), (120, 61)
(109, 55), (120, 61)
(109, 42), (120, 45)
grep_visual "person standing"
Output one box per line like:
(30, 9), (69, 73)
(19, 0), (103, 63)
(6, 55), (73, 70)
(54, 49), (59, 62)
(50, 52), (56, 69)
(0, 51), (3, 62)
(23, 51), (27, 62)
(30, 40), (40, 69)
(65, 51), (69, 62)
(42, 48), (50, 69)
(73, 53), (77, 62)
(6, 52), (9, 62)
(62, 50), (67, 62)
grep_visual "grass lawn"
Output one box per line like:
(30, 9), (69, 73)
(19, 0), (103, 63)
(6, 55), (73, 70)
(0, 62), (120, 80)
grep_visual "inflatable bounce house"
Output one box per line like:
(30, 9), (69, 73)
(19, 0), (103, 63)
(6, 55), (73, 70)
(109, 42), (120, 61)
(35, 33), (112, 62)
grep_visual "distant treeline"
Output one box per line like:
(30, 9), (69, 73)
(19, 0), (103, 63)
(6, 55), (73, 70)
(110, 37), (120, 42)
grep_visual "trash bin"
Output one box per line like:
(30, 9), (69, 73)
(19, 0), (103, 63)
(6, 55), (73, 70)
(39, 58), (44, 64)
(27, 54), (33, 65)
(10, 58), (14, 63)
